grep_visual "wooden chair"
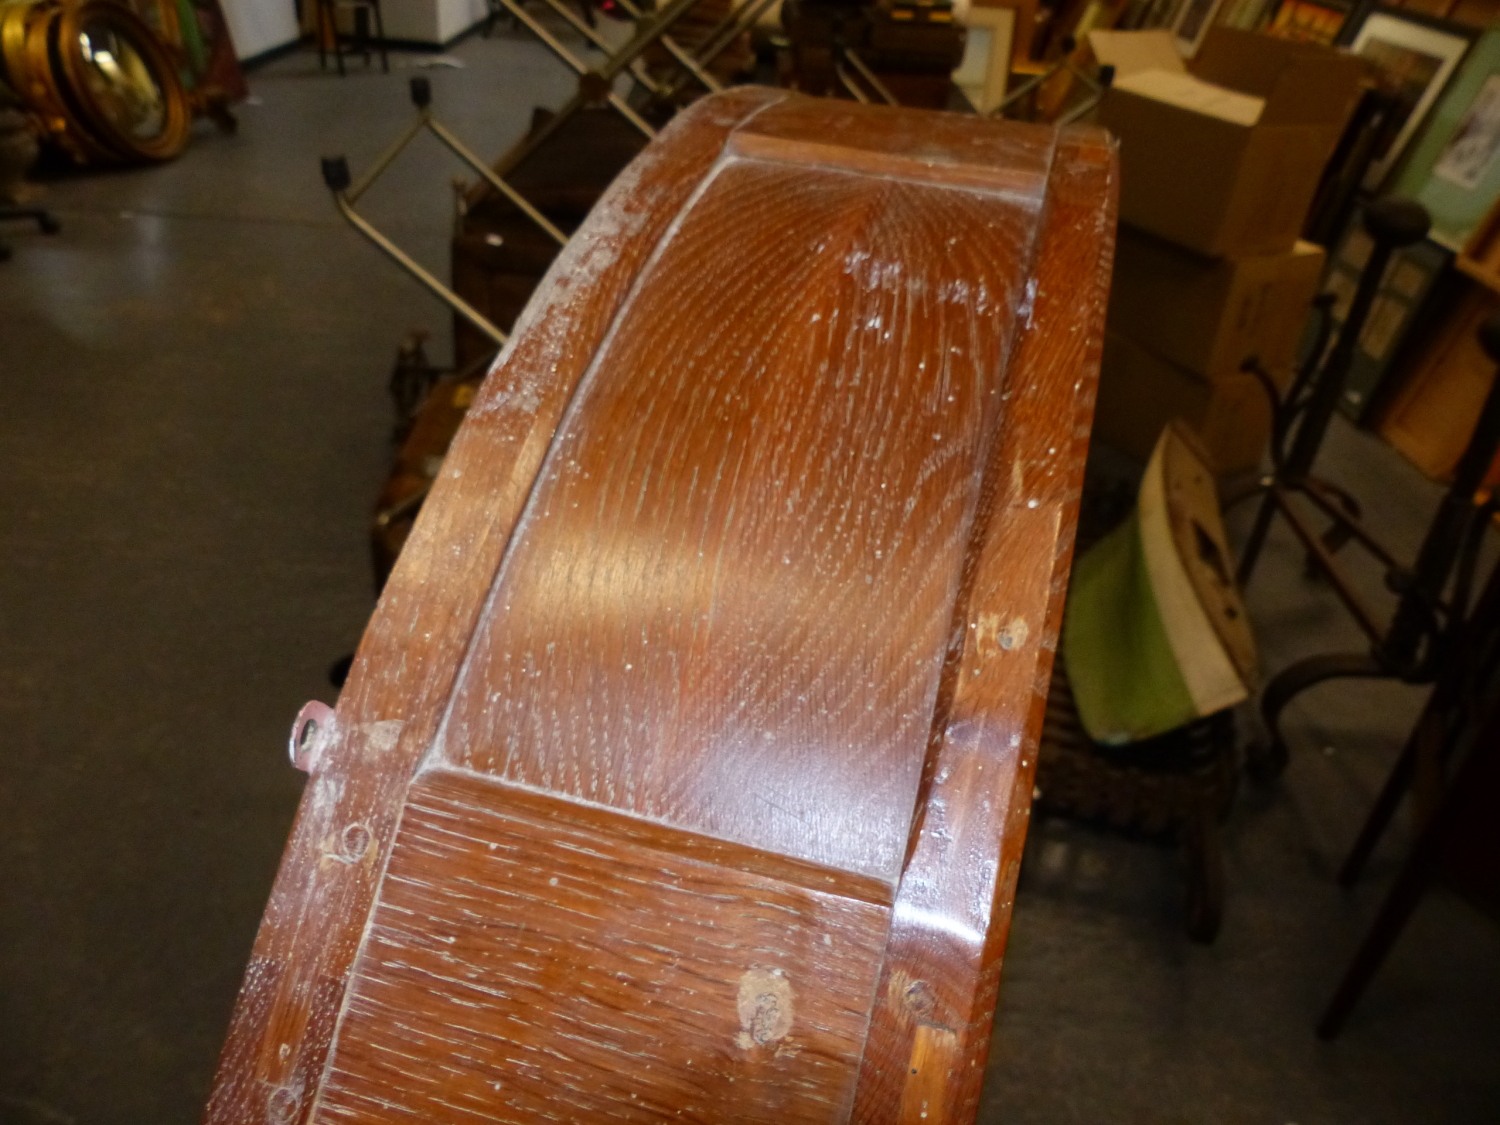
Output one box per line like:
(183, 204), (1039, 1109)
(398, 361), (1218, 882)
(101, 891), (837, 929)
(203, 89), (1117, 1124)
(316, 0), (389, 76)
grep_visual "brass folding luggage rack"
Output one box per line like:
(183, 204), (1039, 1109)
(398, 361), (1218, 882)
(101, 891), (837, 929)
(318, 0), (779, 347)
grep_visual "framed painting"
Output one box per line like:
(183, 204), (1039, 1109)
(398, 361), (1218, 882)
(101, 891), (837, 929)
(1393, 28), (1500, 250)
(953, 2), (1017, 114)
(1265, 0), (1349, 46)
(1344, 7), (1474, 188)
(1171, 0), (1226, 57)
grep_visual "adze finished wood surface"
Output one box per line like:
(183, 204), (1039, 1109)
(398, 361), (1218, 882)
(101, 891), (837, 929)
(204, 88), (1117, 1125)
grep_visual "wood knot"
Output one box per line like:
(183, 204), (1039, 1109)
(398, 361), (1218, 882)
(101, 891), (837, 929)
(904, 978), (938, 1020)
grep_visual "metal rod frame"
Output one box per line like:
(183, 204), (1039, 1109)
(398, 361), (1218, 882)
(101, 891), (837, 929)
(612, 0), (722, 95)
(331, 190), (508, 347)
(654, 0), (778, 103)
(843, 49), (898, 106)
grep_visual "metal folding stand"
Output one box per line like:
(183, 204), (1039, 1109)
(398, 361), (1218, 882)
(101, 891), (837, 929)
(317, 0), (779, 334)
(834, 47), (900, 106)
(992, 38), (1115, 125)
(1317, 547), (1500, 1039)
(1235, 197), (1500, 779)
(320, 76), (569, 349)
(488, 0), (778, 176)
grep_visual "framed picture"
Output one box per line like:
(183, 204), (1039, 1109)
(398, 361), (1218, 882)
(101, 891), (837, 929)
(1345, 8), (1474, 189)
(1171, 0), (1226, 57)
(1265, 0), (1349, 46)
(1433, 76), (1500, 190)
(952, 2), (1017, 114)
(1393, 28), (1500, 249)
(1217, 0), (1278, 32)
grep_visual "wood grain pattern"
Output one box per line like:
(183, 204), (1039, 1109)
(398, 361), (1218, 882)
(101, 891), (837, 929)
(202, 90), (1116, 1125)
(316, 769), (889, 1124)
(203, 87), (788, 1125)
(439, 102), (1058, 883)
(852, 130), (1117, 1124)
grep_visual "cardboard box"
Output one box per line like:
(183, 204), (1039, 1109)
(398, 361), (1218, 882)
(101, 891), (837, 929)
(1094, 331), (1279, 477)
(1090, 27), (1365, 257)
(1108, 228), (1325, 380)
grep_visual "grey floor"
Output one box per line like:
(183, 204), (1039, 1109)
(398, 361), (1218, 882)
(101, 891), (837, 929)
(1, 32), (1496, 1125)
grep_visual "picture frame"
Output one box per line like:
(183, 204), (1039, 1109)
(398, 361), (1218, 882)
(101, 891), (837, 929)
(952, 2), (1017, 114)
(1392, 27), (1500, 250)
(1343, 7), (1474, 189)
(1264, 0), (1349, 46)
(1170, 0), (1226, 57)
(1217, 0), (1279, 33)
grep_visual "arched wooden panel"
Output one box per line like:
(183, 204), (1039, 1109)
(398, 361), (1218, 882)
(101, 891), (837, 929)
(203, 88), (1116, 1125)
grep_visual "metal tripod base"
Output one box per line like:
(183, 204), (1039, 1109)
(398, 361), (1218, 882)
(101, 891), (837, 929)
(1250, 652), (1386, 781)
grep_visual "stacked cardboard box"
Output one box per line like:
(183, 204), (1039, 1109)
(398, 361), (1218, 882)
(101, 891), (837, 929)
(1086, 27), (1364, 476)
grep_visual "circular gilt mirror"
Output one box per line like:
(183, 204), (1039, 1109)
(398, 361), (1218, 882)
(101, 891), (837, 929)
(54, 1), (188, 161)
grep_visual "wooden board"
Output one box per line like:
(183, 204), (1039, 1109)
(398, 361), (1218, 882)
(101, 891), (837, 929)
(203, 88), (1117, 1125)
(1380, 279), (1500, 487)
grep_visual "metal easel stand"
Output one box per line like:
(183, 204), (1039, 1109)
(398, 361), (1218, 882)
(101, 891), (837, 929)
(991, 36), (1115, 126)
(1233, 195), (1500, 780)
(488, 0), (778, 178)
(833, 46), (899, 105)
(320, 76), (569, 349)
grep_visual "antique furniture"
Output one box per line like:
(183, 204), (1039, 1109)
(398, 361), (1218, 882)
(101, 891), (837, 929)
(0, 0), (191, 164)
(210, 89), (1116, 1125)
(316, 0), (389, 76)
(1232, 197), (1500, 778)
(782, 0), (967, 107)
(1319, 506), (1500, 1039)
(1035, 429), (1245, 943)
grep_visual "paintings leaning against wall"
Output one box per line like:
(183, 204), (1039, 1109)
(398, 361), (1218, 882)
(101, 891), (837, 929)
(1171, 0), (1226, 57)
(1387, 28), (1500, 252)
(952, 0), (1017, 113)
(1345, 9), (1474, 189)
(1433, 76), (1500, 191)
(1264, 0), (1349, 46)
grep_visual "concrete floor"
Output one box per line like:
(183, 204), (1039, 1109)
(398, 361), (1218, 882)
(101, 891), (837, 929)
(1, 32), (1497, 1125)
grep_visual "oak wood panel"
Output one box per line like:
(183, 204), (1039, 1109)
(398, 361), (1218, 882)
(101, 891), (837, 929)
(441, 108), (1055, 883)
(851, 130), (1117, 1123)
(314, 769), (890, 1124)
(204, 90), (1118, 1125)
(203, 87), (790, 1125)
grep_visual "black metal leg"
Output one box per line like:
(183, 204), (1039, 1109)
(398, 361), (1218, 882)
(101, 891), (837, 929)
(1307, 477), (1362, 560)
(373, 0), (389, 73)
(1338, 735), (1419, 886)
(1236, 486), (1280, 587)
(1318, 838), (1435, 1039)
(1251, 652), (1385, 781)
